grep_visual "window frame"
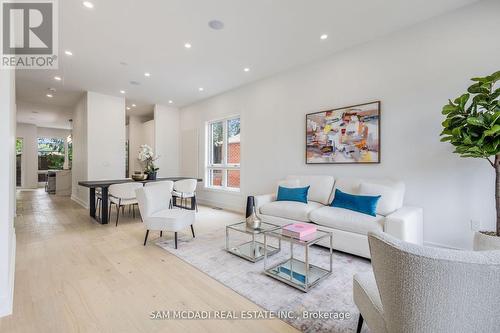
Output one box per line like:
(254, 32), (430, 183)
(206, 115), (240, 192)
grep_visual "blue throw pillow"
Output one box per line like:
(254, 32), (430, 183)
(331, 189), (381, 217)
(276, 186), (310, 204)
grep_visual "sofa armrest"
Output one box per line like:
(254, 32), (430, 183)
(384, 206), (423, 245)
(254, 193), (276, 215)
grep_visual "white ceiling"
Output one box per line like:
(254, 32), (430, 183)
(16, 0), (477, 120)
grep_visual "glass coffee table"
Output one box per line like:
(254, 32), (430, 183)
(225, 221), (281, 262)
(263, 226), (333, 292)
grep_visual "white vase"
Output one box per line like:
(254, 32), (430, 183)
(473, 231), (500, 251)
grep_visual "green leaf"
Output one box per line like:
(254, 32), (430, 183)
(454, 93), (470, 108)
(442, 104), (457, 115)
(490, 112), (500, 126)
(484, 125), (500, 137)
(467, 117), (486, 127)
(440, 136), (453, 142)
(468, 82), (489, 94)
(471, 76), (489, 83)
(489, 71), (500, 83)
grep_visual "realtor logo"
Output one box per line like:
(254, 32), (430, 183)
(1, 0), (58, 69)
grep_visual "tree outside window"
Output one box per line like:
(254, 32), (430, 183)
(38, 137), (66, 170)
(207, 116), (240, 190)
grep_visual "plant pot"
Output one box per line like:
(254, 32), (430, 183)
(473, 231), (500, 251)
(146, 172), (157, 181)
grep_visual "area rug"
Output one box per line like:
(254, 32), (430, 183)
(156, 227), (372, 333)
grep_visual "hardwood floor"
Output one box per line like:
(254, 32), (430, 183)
(0, 189), (298, 333)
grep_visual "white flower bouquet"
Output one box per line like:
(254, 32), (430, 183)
(138, 144), (159, 177)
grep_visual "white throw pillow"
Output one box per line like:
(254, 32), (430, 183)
(359, 182), (399, 216)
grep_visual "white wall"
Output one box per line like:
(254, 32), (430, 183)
(71, 92), (126, 207)
(143, 120), (155, 150)
(16, 101), (72, 129)
(128, 117), (156, 176)
(16, 123), (38, 189)
(71, 95), (88, 206)
(154, 104), (180, 177)
(37, 127), (70, 139)
(0, 69), (16, 317)
(128, 116), (143, 176)
(87, 92), (126, 180)
(180, 0), (500, 249)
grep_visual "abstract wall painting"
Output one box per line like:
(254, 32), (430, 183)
(306, 101), (380, 164)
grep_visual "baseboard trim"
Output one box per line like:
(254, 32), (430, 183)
(197, 198), (243, 214)
(424, 241), (463, 250)
(71, 195), (88, 209)
(0, 229), (16, 318)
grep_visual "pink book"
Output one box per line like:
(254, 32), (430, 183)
(282, 223), (317, 239)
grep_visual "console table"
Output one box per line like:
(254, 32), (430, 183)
(78, 177), (203, 224)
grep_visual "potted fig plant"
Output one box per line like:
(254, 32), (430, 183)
(440, 70), (500, 250)
(138, 144), (159, 180)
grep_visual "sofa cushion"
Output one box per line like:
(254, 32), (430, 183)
(333, 178), (405, 213)
(260, 201), (323, 222)
(359, 182), (399, 216)
(286, 175), (335, 205)
(331, 189), (381, 217)
(277, 186), (310, 203)
(309, 206), (384, 235)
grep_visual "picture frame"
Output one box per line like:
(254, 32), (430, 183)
(306, 101), (380, 164)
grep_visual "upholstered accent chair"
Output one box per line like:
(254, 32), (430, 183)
(353, 232), (500, 333)
(136, 182), (195, 249)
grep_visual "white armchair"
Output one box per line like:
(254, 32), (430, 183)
(136, 182), (195, 248)
(353, 232), (500, 333)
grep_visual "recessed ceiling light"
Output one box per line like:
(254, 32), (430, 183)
(120, 90), (126, 94)
(243, 67), (250, 72)
(64, 50), (73, 56)
(168, 100), (173, 104)
(144, 72), (151, 77)
(126, 107), (131, 110)
(208, 20), (224, 30)
(198, 87), (204, 92)
(46, 94), (53, 98)
(54, 75), (62, 81)
(320, 34), (328, 40)
(131, 104), (136, 107)
(184, 43), (192, 49)
(82, 1), (94, 9)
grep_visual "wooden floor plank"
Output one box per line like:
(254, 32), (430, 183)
(0, 189), (298, 333)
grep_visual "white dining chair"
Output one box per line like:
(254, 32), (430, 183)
(136, 182), (195, 248)
(108, 182), (143, 226)
(172, 179), (198, 211)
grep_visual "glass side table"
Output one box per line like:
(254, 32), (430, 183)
(225, 221), (281, 262)
(263, 226), (333, 292)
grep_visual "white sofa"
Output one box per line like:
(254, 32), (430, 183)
(254, 175), (423, 258)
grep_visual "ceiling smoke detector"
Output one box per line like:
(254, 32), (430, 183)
(208, 20), (224, 30)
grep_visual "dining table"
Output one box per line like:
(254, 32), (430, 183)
(78, 177), (203, 224)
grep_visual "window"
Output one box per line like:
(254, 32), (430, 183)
(38, 137), (65, 170)
(207, 116), (240, 190)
